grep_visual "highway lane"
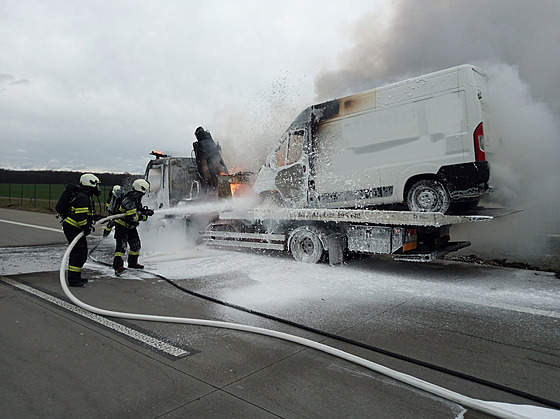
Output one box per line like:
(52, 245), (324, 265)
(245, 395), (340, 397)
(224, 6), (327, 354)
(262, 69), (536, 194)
(0, 207), (66, 246)
(1, 208), (559, 418)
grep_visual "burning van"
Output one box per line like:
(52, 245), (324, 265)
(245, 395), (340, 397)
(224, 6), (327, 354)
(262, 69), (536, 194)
(253, 64), (492, 214)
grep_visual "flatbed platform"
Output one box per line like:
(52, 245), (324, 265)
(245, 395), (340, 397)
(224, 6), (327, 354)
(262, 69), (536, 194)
(218, 207), (521, 227)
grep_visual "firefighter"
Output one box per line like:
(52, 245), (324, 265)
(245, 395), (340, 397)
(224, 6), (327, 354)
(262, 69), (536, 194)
(60, 173), (100, 287)
(112, 179), (154, 276)
(193, 126), (228, 193)
(103, 185), (123, 237)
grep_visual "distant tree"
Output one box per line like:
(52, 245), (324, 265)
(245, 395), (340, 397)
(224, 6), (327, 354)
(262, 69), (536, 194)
(0, 168), (140, 186)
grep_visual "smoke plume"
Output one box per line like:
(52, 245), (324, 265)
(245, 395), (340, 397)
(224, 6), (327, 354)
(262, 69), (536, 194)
(314, 0), (560, 267)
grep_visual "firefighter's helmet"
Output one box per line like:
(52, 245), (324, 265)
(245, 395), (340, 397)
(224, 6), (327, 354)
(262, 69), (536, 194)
(112, 185), (121, 194)
(132, 179), (150, 194)
(80, 173), (100, 188)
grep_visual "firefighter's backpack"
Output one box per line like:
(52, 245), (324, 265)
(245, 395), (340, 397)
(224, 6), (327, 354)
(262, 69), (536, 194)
(107, 188), (125, 214)
(55, 183), (80, 218)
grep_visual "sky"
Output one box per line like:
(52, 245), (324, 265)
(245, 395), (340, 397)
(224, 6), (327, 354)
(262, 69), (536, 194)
(0, 0), (384, 173)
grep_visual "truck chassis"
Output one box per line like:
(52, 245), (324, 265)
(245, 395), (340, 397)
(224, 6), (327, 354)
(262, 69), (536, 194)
(201, 207), (519, 264)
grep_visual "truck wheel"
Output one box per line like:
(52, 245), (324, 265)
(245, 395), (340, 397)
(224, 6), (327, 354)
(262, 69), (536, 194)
(406, 179), (450, 213)
(290, 228), (324, 263)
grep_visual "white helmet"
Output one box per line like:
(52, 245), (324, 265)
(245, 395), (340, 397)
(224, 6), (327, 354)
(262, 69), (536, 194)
(80, 173), (100, 187)
(132, 179), (150, 193)
(112, 185), (121, 194)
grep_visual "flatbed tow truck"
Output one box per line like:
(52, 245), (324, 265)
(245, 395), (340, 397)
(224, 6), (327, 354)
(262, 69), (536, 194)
(142, 129), (520, 266)
(201, 206), (520, 265)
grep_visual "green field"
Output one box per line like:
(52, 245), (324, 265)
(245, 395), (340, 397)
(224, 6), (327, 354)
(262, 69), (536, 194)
(0, 183), (112, 213)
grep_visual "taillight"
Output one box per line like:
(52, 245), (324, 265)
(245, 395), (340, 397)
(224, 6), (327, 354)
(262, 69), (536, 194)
(474, 122), (486, 162)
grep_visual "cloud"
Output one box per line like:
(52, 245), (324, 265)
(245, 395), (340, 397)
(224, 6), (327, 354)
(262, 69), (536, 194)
(0, 0), (379, 172)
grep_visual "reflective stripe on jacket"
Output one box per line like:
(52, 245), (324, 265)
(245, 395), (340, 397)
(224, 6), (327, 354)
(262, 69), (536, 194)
(63, 189), (95, 230)
(114, 190), (146, 229)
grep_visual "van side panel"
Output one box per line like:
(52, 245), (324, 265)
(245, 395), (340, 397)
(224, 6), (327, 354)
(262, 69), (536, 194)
(378, 91), (468, 202)
(313, 118), (383, 207)
(314, 73), (470, 207)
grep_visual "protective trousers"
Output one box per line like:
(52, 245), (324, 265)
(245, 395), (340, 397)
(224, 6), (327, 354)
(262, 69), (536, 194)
(63, 224), (88, 285)
(112, 223), (141, 269)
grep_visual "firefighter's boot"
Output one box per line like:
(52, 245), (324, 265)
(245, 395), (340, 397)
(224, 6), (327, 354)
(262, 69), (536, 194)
(113, 256), (125, 277)
(68, 270), (86, 287)
(128, 255), (144, 270)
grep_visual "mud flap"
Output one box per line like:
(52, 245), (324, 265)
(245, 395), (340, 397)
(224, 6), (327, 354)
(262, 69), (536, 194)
(326, 233), (344, 265)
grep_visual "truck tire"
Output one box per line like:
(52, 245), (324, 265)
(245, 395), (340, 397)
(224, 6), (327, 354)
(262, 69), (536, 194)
(406, 179), (450, 213)
(290, 228), (324, 263)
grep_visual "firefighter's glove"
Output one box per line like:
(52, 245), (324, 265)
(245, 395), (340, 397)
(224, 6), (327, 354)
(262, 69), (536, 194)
(84, 226), (93, 236)
(102, 228), (111, 238)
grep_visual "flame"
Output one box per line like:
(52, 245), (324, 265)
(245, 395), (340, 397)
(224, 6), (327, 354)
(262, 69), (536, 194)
(230, 182), (252, 198)
(218, 168), (254, 198)
(222, 165), (247, 176)
(150, 150), (168, 158)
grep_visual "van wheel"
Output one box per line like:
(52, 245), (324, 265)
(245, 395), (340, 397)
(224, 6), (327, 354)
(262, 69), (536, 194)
(260, 193), (282, 208)
(406, 179), (450, 213)
(290, 228), (324, 263)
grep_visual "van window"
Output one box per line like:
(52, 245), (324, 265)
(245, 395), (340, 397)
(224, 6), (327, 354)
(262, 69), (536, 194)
(276, 134), (288, 167)
(286, 131), (304, 165)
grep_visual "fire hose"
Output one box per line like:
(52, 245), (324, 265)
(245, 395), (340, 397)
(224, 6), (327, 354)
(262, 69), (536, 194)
(59, 215), (554, 419)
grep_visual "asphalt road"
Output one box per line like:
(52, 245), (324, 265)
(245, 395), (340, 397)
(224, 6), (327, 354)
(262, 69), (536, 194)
(1, 208), (559, 418)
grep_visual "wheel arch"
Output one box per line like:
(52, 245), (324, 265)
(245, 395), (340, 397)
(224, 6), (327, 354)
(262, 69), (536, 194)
(403, 173), (447, 201)
(259, 190), (284, 206)
(394, 162), (441, 200)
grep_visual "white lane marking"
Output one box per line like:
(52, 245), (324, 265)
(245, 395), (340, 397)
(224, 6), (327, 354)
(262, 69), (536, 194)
(1, 277), (191, 358)
(0, 219), (63, 233)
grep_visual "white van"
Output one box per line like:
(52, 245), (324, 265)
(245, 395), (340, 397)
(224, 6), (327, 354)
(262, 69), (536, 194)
(254, 64), (491, 213)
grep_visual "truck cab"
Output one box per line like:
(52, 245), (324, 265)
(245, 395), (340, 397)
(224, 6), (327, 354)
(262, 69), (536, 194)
(143, 151), (200, 210)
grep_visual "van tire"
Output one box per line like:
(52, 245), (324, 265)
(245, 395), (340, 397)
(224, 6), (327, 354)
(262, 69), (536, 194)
(406, 179), (450, 213)
(260, 193), (283, 208)
(290, 228), (324, 263)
